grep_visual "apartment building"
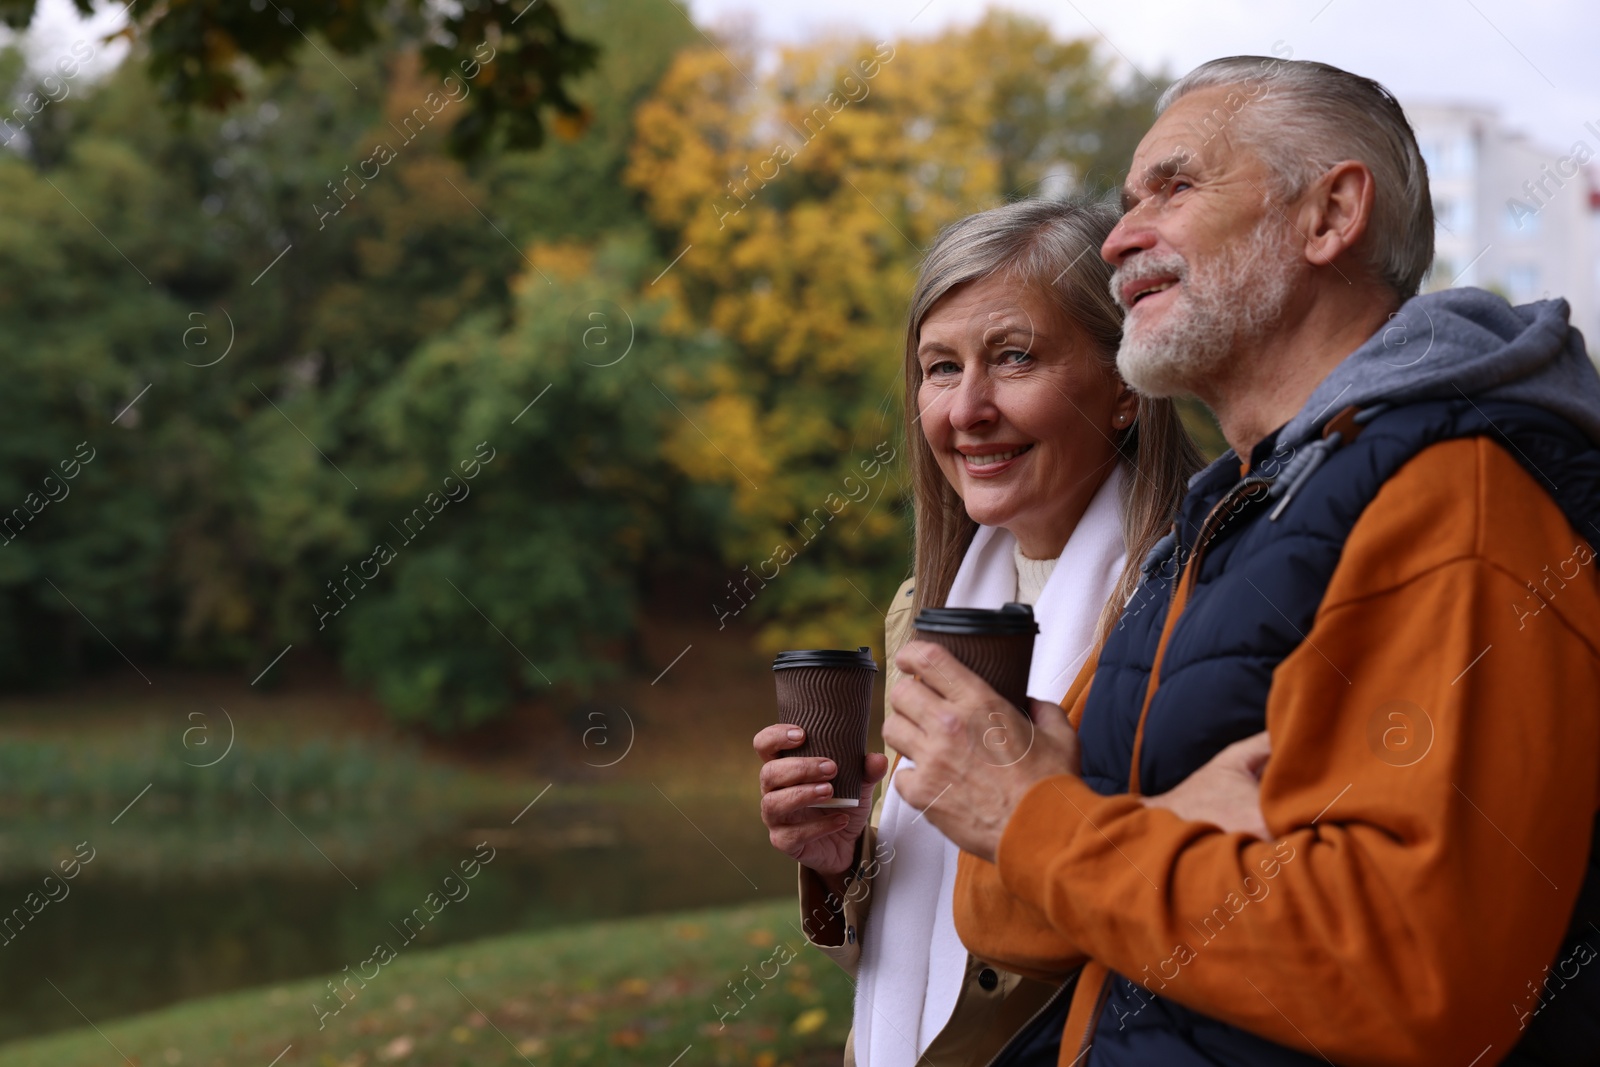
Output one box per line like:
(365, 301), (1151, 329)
(1405, 101), (1600, 349)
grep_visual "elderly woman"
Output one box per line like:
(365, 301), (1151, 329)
(754, 196), (1205, 1067)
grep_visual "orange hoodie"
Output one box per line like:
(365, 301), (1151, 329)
(953, 436), (1600, 1065)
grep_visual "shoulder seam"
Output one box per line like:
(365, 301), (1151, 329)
(1317, 554), (1600, 665)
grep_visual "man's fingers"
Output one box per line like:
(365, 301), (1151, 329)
(754, 724), (806, 761)
(863, 752), (890, 785)
(893, 641), (983, 703)
(1025, 698), (1081, 777)
(1225, 730), (1272, 778)
(882, 696), (929, 759)
(890, 764), (924, 808)
(1029, 698), (1072, 739)
(887, 674), (939, 733)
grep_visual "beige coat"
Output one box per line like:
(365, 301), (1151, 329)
(796, 577), (1070, 1067)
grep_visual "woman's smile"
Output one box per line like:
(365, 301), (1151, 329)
(958, 442), (1035, 477)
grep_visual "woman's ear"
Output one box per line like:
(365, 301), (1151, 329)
(1111, 380), (1140, 433)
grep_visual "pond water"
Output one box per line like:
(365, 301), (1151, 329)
(0, 789), (793, 1045)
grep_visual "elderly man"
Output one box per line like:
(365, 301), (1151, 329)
(884, 57), (1600, 1064)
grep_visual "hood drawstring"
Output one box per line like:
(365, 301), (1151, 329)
(1267, 403), (1390, 522)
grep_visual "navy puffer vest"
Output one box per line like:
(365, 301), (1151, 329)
(1075, 397), (1600, 1065)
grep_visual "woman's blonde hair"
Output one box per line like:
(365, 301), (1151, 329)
(904, 196), (1205, 637)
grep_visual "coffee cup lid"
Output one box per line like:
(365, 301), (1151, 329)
(913, 602), (1039, 636)
(772, 646), (879, 671)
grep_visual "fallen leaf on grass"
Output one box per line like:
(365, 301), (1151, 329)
(377, 1035), (414, 1062)
(609, 1029), (644, 1048)
(393, 995), (417, 1013)
(618, 978), (651, 997)
(791, 1009), (827, 1036)
(450, 1026), (475, 1044)
(744, 929), (775, 948)
(517, 1038), (547, 1057)
(755, 1053), (777, 1067)
(674, 924), (706, 940)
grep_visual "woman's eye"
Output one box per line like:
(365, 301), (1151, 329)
(926, 360), (959, 376)
(998, 349), (1033, 366)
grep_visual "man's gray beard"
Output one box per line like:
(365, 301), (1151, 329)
(1112, 219), (1300, 398)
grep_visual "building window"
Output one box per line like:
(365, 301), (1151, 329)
(1421, 139), (1445, 178)
(1503, 200), (1541, 236)
(1502, 263), (1541, 300)
(1435, 196), (1475, 236)
(1420, 135), (1474, 180)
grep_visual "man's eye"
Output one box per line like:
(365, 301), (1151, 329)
(1171, 179), (1193, 194)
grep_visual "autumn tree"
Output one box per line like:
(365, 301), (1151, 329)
(0, 0), (599, 157)
(626, 11), (1171, 654)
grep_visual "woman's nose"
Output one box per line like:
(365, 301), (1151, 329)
(947, 367), (999, 431)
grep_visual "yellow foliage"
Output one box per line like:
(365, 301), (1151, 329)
(627, 12), (1153, 647)
(790, 1008), (828, 1036)
(528, 241), (597, 283)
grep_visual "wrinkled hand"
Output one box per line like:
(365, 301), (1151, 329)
(882, 641), (1080, 863)
(1142, 731), (1272, 839)
(754, 724), (890, 875)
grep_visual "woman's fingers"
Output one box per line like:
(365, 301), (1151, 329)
(753, 723), (806, 761)
(759, 755), (838, 794)
(761, 782), (845, 825)
(768, 812), (853, 854)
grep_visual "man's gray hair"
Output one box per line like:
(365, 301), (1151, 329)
(1158, 57), (1434, 301)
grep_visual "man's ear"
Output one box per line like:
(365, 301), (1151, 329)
(1299, 160), (1375, 271)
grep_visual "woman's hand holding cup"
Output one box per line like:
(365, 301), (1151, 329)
(754, 724), (889, 874)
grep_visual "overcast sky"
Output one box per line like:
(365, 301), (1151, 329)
(688, 0), (1600, 163)
(15, 0), (1600, 167)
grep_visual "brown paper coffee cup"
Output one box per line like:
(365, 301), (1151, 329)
(773, 646), (878, 807)
(912, 603), (1037, 714)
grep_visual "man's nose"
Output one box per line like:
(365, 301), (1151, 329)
(1102, 209), (1157, 268)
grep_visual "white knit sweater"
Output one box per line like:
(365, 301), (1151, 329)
(1012, 541), (1059, 606)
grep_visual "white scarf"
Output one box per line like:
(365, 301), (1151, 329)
(853, 464), (1126, 1067)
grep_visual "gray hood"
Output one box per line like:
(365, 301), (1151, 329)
(1277, 286), (1600, 452)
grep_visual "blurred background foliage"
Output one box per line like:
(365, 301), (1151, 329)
(0, 0), (601, 155)
(0, 0), (1190, 733)
(0, 1), (1223, 1057)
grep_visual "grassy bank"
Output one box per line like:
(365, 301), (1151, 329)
(0, 899), (851, 1067)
